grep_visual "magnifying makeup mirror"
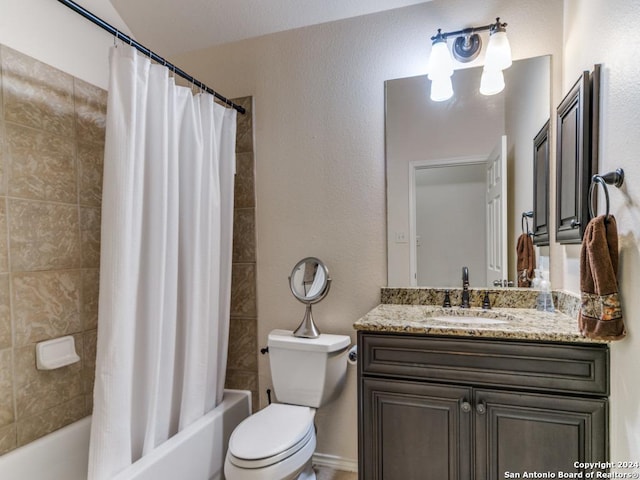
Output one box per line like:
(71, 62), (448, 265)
(289, 257), (331, 338)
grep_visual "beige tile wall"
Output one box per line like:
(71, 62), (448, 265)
(0, 44), (105, 454)
(227, 96), (259, 413)
(0, 46), (258, 456)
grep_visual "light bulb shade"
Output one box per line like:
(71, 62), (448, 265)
(430, 76), (454, 102)
(479, 68), (505, 96)
(427, 40), (454, 80)
(484, 30), (512, 71)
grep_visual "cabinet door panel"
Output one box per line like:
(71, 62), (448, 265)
(474, 389), (607, 479)
(533, 120), (550, 245)
(360, 378), (472, 480)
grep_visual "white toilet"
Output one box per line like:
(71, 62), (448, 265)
(224, 329), (351, 480)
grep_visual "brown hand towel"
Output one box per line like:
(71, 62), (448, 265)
(516, 233), (536, 287)
(578, 215), (625, 340)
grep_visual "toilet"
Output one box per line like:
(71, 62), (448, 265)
(224, 329), (351, 480)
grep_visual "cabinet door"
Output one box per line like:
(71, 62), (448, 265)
(533, 120), (550, 245)
(474, 389), (608, 479)
(360, 378), (472, 480)
(555, 66), (601, 244)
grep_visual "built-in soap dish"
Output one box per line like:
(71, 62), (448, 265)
(36, 336), (81, 370)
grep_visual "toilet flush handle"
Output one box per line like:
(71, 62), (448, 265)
(348, 345), (358, 364)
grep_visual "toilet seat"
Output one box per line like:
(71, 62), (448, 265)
(227, 403), (315, 469)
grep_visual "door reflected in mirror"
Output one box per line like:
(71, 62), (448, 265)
(386, 55), (550, 288)
(411, 141), (506, 288)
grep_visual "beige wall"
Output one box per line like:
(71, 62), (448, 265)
(0, 44), (105, 454)
(562, 0), (640, 463)
(0, 0), (130, 90)
(176, 0), (564, 463)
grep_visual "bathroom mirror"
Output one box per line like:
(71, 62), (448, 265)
(386, 55), (551, 288)
(289, 257), (331, 338)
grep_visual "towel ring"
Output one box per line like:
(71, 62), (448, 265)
(588, 168), (624, 220)
(521, 211), (533, 235)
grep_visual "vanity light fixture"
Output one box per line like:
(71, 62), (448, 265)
(427, 18), (512, 101)
(427, 29), (454, 101)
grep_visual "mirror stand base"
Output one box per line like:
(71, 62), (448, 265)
(293, 304), (321, 338)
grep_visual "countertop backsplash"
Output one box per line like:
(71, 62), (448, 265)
(381, 287), (581, 317)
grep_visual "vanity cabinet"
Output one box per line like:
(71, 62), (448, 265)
(358, 332), (609, 480)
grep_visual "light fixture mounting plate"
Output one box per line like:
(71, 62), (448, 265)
(453, 33), (482, 63)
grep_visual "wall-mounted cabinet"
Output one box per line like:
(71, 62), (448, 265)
(555, 65), (601, 244)
(533, 120), (550, 245)
(358, 333), (609, 479)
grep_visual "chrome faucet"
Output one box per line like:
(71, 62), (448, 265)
(461, 266), (470, 308)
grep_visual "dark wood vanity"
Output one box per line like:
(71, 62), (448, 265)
(357, 331), (609, 480)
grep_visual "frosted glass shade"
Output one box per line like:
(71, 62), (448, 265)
(427, 41), (454, 80)
(484, 30), (512, 71)
(430, 76), (454, 102)
(479, 68), (505, 96)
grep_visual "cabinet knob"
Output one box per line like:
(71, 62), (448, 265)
(476, 401), (487, 415)
(571, 219), (581, 228)
(460, 401), (472, 413)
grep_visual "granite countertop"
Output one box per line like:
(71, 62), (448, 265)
(354, 304), (608, 344)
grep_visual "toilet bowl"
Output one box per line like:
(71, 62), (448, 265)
(224, 404), (317, 480)
(224, 329), (351, 480)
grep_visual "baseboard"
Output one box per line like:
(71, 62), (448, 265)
(312, 453), (358, 473)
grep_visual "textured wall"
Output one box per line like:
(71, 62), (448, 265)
(562, 0), (640, 464)
(175, 0), (564, 464)
(0, 0), (130, 90)
(0, 44), (105, 454)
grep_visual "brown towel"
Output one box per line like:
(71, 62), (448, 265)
(578, 215), (625, 340)
(516, 233), (536, 287)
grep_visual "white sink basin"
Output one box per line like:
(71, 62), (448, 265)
(430, 315), (508, 325)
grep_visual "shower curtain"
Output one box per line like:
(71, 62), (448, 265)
(88, 45), (237, 480)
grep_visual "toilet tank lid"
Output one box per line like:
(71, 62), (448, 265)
(268, 329), (350, 353)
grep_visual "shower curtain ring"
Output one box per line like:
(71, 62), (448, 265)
(114, 29), (118, 46)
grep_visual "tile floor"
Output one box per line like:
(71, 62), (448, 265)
(314, 465), (358, 480)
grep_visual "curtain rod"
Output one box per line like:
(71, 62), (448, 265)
(57, 0), (246, 115)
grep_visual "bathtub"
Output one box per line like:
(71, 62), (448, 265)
(0, 389), (251, 480)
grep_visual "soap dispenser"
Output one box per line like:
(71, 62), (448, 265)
(536, 271), (555, 312)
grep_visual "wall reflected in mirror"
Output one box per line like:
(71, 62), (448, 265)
(386, 55), (550, 288)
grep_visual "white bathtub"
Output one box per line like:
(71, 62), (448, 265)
(0, 389), (251, 480)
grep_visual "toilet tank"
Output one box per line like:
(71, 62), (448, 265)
(268, 329), (351, 408)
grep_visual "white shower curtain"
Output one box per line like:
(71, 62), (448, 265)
(88, 45), (237, 480)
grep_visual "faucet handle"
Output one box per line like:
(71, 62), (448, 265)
(442, 290), (451, 308)
(482, 291), (492, 310)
